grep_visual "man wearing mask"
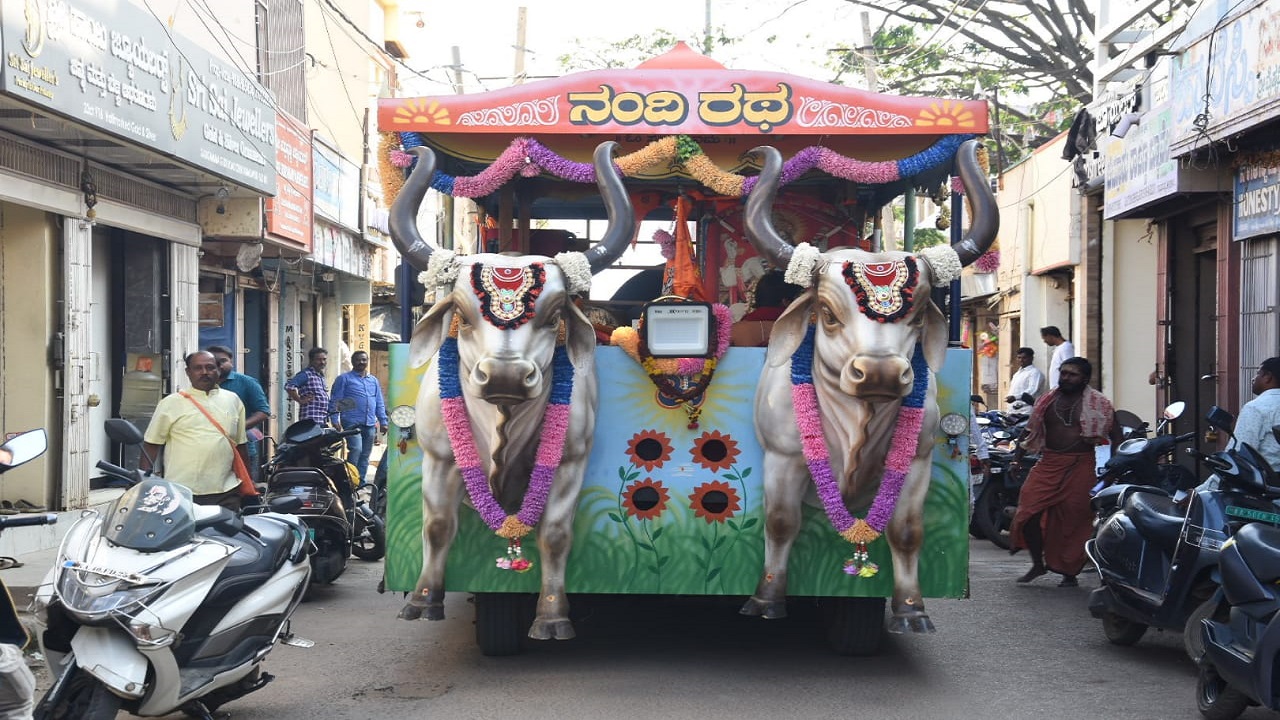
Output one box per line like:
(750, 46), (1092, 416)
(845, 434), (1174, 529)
(328, 350), (388, 483)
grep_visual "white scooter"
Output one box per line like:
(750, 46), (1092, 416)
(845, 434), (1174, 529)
(31, 419), (313, 720)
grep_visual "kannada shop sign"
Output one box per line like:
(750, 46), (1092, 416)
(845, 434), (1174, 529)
(1, 0), (277, 195)
(266, 112), (312, 247)
(1235, 163), (1280, 241)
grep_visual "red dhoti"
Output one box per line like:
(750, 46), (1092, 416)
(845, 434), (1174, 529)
(1009, 449), (1097, 576)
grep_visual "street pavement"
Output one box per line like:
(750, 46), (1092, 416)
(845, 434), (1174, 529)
(3, 537), (1273, 719)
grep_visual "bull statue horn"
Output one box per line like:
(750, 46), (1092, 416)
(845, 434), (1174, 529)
(742, 139), (1000, 268)
(388, 146), (438, 272)
(583, 141), (635, 273)
(950, 138), (1000, 267)
(742, 146), (793, 270)
(388, 142), (635, 274)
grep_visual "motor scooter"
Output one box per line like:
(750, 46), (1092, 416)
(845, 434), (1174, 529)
(1196, 519), (1280, 719)
(31, 419), (313, 720)
(259, 420), (386, 588)
(1086, 406), (1280, 661)
(1091, 401), (1198, 519)
(0, 429), (56, 719)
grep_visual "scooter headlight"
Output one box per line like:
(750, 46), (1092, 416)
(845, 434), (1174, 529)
(56, 566), (166, 623)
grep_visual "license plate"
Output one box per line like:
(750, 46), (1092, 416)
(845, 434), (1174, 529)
(1226, 506), (1280, 525)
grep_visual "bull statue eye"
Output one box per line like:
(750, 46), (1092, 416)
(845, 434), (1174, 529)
(820, 305), (840, 329)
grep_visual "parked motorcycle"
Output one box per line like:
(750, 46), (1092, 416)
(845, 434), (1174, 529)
(1091, 401), (1198, 519)
(1086, 406), (1280, 659)
(968, 394), (1036, 550)
(0, 429), (56, 719)
(31, 418), (313, 720)
(1195, 519), (1280, 719)
(260, 420), (386, 588)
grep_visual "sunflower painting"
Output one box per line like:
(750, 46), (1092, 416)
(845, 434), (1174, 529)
(688, 480), (744, 592)
(626, 429), (673, 471)
(622, 477), (671, 521)
(690, 430), (740, 472)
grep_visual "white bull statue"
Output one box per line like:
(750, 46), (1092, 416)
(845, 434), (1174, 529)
(737, 139), (998, 633)
(387, 143), (634, 640)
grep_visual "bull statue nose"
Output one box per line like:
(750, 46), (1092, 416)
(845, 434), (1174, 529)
(473, 357), (542, 404)
(843, 355), (914, 400)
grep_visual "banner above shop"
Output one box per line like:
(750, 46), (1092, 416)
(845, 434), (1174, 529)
(0, 0), (278, 195)
(379, 42), (988, 137)
(1235, 163), (1280, 241)
(1104, 103), (1220, 219)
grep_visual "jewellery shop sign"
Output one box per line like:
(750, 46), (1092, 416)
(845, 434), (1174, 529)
(0, 0), (277, 195)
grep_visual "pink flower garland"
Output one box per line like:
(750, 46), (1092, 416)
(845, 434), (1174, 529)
(790, 324), (929, 572)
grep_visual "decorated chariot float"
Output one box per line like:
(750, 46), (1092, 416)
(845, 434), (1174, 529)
(375, 43), (998, 656)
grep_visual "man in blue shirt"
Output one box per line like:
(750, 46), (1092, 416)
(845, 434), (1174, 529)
(328, 350), (387, 482)
(207, 345), (271, 480)
(286, 347), (332, 425)
(1236, 356), (1280, 471)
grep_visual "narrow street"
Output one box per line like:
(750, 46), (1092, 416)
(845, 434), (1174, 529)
(16, 538), (1266, 720)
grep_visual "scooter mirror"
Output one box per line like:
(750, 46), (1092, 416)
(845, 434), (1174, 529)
(976, 417), (991, 426)
(0, 429), (47, 469)
(1164, 401), (1186, 421)
(1206, 405), (1235, 433)
(969, 394), (985, 405)
(104, 418), (145, 445)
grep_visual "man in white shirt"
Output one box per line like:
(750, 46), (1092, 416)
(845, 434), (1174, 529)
(1235, 356), (1280, 471)
(1005, 347), (1044, 410)
(1041, 326), (1075, 389)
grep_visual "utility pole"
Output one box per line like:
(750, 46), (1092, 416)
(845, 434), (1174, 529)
(704, 0), (712, 55)
(860, 11), (893, 251)
(513, 7), (527, 85)
(450, 46), (464, 94)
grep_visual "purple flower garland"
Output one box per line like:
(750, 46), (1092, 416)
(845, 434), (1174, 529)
(790, 324), (929, 574)
(391, 132), (973, 199)
(438, 334), (574, 539)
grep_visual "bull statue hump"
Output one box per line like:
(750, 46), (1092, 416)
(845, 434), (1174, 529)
(388, 142), (634, 642)
(738, 140), (998, 634)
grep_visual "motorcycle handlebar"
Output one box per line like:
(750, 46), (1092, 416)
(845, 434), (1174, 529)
(1175, 432), (1197, 442)
(0, 512), (58, 528)
(95, 460), (137, 481)
(337, 428), (362, 438)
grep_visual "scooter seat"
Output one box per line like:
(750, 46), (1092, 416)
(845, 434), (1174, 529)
(1234, 522), (1280, 585)
(1123, 490), (1186, 553)
(199, 515), (295, 607)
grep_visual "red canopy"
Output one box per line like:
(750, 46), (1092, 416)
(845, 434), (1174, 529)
(380, 43), (987, 141)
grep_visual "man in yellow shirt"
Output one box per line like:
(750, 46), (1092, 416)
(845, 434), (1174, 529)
(142, 351), (248, 510)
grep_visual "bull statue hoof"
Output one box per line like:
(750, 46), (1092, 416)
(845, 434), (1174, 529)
(887, 611), (935, 635)
(528, 617), (575, 640)
(398, 601), (446, 621)
(739, 596), (787, 619)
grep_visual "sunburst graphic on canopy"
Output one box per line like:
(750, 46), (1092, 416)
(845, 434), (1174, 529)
(915, 100), (975, 128)
(392, 99), (451, 126)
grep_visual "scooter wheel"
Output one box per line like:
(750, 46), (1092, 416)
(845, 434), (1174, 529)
(1101, 611), (1147, 646)
(1196, 663), (1251, 720)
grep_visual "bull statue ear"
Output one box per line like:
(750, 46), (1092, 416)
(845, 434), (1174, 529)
(921, 301), (949, 371)
(765, 288), (816, 368)
(564, 302), (596, 370)
(409, 297), (455, 369)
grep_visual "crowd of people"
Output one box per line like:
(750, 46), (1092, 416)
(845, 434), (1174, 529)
(141, 344), (387, 509)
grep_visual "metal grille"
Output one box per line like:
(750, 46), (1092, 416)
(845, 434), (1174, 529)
(91, 166), (197, 223)
(0, 133), (80, 187)
(1240, 235), (1278, 405)
(264, 0), (307, 121)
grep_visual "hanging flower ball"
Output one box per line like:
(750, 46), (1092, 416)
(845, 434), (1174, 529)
(974, 250), (1000, 274)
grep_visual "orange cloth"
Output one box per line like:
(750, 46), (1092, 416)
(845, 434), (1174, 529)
(1009, 450), (1097, 575)
(669, 197), (709, 302)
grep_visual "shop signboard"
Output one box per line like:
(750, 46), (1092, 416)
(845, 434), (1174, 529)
(1234, 163), (1280, 241)
(0, 0), (277, 194)
(266, 111), (312, 248)
(1104, 105), (1178, 218)
(312, 139), (360, 231)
